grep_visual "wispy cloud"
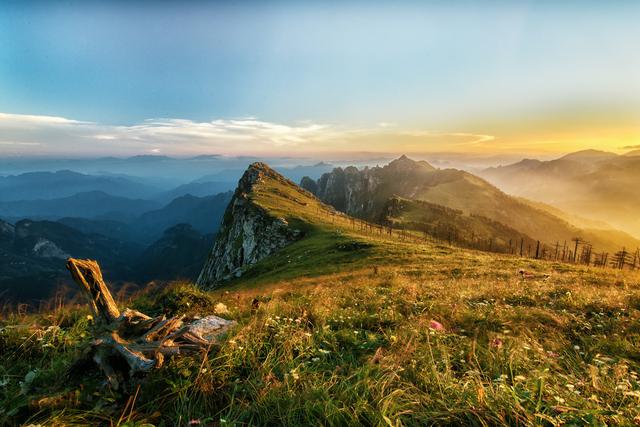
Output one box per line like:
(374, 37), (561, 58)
(0, 141), (41, 146)
(0, 113), (91, 126)
(0, 112), (499, 157)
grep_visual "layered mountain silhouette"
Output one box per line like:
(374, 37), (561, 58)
(0, 170), (160, 201)
(480, 150), (640, 237)
(302, 155), (640, 252)
(137, 224), (214, 282)
(0, 191), (161, 222)
(130, 192), (233, 244)
(5, 154), (639, 304)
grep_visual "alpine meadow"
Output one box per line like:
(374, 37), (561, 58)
(1, 2), (640, 426)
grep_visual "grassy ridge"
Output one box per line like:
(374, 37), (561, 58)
(2, 170), (640, 425)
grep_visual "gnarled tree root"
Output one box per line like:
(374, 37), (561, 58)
(66, 258), (235, 389)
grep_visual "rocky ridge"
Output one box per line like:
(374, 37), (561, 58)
(196, 163), (303, 289)
(305, 155), (438, 219)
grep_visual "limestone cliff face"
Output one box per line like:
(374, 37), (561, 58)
(196, 163), (302, 289)
(304, 155), (435, 220)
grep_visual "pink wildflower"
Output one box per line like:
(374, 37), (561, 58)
(429, 320), (444, 331)
(490, 338), (504, 348)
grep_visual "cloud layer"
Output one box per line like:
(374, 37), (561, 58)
(0, 112), (498, 157)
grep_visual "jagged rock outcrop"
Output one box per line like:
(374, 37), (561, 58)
(196, 163), (303, 289)
(304, 155), (437, 219)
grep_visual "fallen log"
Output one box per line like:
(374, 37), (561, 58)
(66, 258), (235, 389)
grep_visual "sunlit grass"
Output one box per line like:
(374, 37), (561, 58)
(2, 248), (640, 425)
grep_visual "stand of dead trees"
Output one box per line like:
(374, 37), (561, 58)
(66, 258), (235, 389)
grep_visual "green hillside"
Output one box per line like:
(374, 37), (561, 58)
(2, 164), (640, 426)
(378, 196), (538, 253)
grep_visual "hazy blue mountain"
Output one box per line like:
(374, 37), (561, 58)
(192, 162), (335, 187)
(56, 217), (135, 242)
(0, 170), (161, 201)
(130, 192), (233, 243)
(136, 224), (214, 282)
(155, 181), (236, 204)
(0, 191), (161, 222)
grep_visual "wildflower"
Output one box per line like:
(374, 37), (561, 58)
(514, 375), (526, 381)
(490, 338), (503, 348)
(573, 345), (580, 350)
(318, 349), (330, 354)
(429, 320), (444, 331)
(214, 303), (230, 315)
(189, 420), (201, 425)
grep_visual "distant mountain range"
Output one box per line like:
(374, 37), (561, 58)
(0, 191), (161, 222)
(3, 151), (639, 305)
(302, 155), (640, 252)
(480, 149), (640, 238)
(0, 189), (233, 303)
(137, 224), (214, 282)
(0, 156), (336, 189)
(130, 192), (233, 243)
(0, 170), (160, 201)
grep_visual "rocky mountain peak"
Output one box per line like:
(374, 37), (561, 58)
(237, 162), (279, 192)
(387, 155), (434, 171)
(196, 163), (303, 289)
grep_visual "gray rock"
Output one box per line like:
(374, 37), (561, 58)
(196, 162), (302, 289)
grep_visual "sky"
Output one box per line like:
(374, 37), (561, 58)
(0, 1), (639, 159)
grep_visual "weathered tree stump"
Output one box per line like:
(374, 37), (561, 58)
(66, 258), (235, 389)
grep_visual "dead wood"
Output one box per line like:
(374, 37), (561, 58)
(66, 258), (235, 389)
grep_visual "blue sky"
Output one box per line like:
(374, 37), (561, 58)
(0, 1), (639, 157)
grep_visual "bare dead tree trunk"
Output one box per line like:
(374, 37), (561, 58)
(66, 258), (120, 324)
(66, 258), (235, 389)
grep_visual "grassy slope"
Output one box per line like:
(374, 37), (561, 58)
(379, 196), (538, 253)
(2, 173), (640, 426)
